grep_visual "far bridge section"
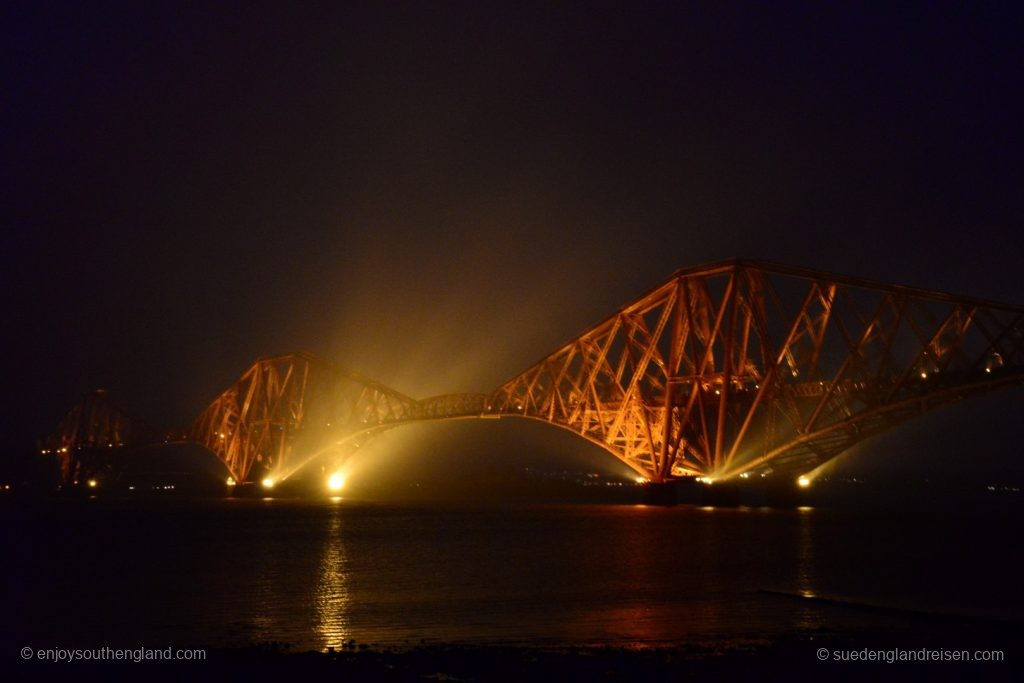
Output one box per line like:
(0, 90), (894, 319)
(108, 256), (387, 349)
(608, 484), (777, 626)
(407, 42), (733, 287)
(40, 389), (157, 485)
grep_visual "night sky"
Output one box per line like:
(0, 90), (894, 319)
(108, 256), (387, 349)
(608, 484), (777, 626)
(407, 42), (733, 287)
(4, 3), (1022, 480)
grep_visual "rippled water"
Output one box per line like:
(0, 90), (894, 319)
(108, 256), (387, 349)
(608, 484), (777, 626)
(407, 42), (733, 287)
(3, 498), (1022, 651)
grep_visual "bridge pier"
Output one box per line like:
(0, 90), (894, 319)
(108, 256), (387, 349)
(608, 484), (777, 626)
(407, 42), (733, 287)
(643, 478), (810, 507)
(641, 482), (678, 506)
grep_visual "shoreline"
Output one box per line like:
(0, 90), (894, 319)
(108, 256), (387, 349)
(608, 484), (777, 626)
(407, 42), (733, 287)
(13, 628), (1022, 681)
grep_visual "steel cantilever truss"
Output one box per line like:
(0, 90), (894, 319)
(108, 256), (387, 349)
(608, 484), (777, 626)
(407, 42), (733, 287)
(180, 260), (1024, 484)
(487, 259), (1024, 481)
(191, 352), (420, 483)
(42, 390), (149, 484)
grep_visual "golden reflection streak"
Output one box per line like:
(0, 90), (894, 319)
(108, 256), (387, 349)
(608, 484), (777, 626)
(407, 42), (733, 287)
(795, 507), (820, 630)
(316, 504), (351, 650)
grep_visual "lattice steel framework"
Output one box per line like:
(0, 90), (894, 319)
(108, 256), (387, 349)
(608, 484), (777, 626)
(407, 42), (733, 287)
(191, 352), (421, 483)
(487, 259), (1024, 481)
(42, 389), (148, 484)
(186, 260), (1023, 484)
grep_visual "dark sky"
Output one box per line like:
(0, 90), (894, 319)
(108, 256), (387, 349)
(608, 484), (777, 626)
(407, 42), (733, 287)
(3, 3), (1022, 475)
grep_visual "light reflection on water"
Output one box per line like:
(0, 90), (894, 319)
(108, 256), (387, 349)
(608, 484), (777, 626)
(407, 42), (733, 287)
(5, 499), (1022, 651)
(795, 506), (821, 630)
(315, 502), (350, 649)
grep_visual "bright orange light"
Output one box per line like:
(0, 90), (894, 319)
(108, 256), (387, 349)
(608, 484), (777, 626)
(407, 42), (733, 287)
(87, 479), (98, 488)
(327, 472), (345, 492)
(261, 478), (275, 489)
(797, 476), (811, 488)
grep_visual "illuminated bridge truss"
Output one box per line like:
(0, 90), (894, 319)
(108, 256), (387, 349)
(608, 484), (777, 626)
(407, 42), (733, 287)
(191, 352), (498, 483)
(191, 352), (426, 483)
(42, 390), (151, 484)
(488, 260), (1024, 481)
(73, 260), (1022, 486)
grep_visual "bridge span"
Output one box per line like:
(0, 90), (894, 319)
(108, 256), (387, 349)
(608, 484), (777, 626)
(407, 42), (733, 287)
(44, 259), (1024, 488)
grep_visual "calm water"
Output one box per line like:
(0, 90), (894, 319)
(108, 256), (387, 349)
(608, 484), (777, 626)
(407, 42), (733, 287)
(3, 497), (1022, 651)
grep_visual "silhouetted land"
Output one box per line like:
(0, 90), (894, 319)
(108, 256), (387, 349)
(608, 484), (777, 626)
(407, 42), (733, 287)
(12, 623), (1024, 682)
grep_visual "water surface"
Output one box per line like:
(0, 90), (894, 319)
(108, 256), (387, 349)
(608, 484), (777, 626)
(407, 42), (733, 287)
(4, 498), (1021, 651)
